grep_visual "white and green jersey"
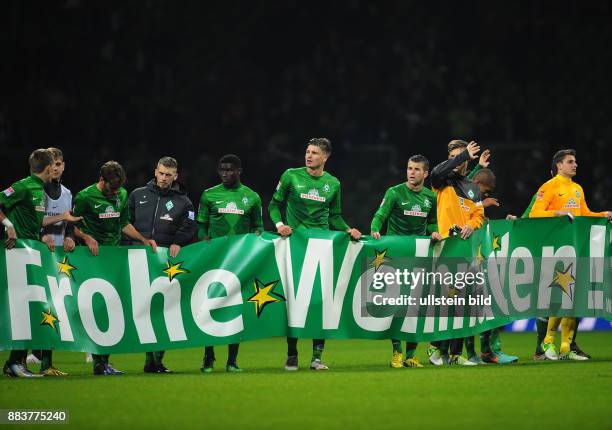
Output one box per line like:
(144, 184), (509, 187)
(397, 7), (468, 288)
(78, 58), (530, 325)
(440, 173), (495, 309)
(370, 183), (437, 236)
(269, 167), (349, 231)
(197, 183), (263, 239)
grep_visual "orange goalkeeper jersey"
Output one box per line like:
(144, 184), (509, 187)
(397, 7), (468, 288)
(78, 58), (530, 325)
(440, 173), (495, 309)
(529, 174), (605, 218)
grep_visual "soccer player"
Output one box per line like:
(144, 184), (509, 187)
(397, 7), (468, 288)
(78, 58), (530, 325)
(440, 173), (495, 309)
(269, 138), (362, 371)
(73, 161), (158, 375)
(129, 156), (197, 373)
(197, 154), (263, 373)
(370, 155), (441, 368)
(529, 149), (611, 361)
(26, 147), (77, 376)
(1, 149), (55, 377)
(426, 139), (484, 366)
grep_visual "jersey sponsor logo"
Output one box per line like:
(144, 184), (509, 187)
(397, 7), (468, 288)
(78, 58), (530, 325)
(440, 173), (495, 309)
(3, 187), (14, 197)
(139, 200), (148, 204)
(160, 213), (174, 221)
(323, 183), (330, 193)
(166, 200), (174, 211)
(187, 211), (195, 220)
(218, 201), (245, 215)
(564, 198), (579, 209)
(458, 197), (470, 212)
(403, 204), (427, 217)
(300, 189), (326, 202)
(99, 205), (120, 219)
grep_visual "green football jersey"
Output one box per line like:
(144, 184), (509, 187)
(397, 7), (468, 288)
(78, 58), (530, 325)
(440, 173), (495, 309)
(269, 167), (349, 231)
(0, 175), (46, 240)
(370, 183), (437, 236)
(73, 184), (129, 245)
(197, 183), (263, 239)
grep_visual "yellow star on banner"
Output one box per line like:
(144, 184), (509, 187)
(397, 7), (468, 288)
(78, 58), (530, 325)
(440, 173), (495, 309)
(40, 309), (58, 330)
(492, 235), (502, 252)
(476, 244), (485, 265)
(247, 279), (285, 317)
(549, 263), (575, 298)
(371, 249), (390, 272)
(162, 260), (190, 282)
(57, 256), (77, 279)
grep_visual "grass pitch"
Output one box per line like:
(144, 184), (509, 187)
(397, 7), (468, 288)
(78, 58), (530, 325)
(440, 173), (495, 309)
(1, 332), (611, 430)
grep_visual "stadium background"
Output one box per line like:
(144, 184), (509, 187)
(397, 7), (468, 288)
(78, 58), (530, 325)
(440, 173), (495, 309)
(2, 1), (611, 336)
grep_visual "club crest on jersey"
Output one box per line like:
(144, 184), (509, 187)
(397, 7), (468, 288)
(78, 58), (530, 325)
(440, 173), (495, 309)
(564, 198), (579, 209)
(218, 201), (245, 215)
(3, 187), (14, 197)
(323, 183), (330, 193)
(575, 190), (580, 198)
(242, 196), (249, 205)
(403, 204), (427, 217)
(166, 200), (174, 211)
(423, 199), (431, 208)
(467, 189), (475, 199)
(300, 188), (326, 202)
(99, 205), (120, 219)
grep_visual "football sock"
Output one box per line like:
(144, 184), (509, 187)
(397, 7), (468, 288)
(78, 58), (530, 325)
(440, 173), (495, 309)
(405, 342), (417, 359)
(287, 337), (298, 356)
(535, 317), (549, 354)
(40, 350), (52, 371)
(560, 318), (576, 354)
(465, 336), (476, 357)
(227, 343), (239, 365)
(391, 340), (402, 354)
(544, 317), (562, 345)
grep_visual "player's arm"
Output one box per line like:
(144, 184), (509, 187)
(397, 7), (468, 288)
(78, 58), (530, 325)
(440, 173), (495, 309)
(42, 211), (82, 226)
(120, 196), (156, 252)
(370, 188), (394, 239)
(467, 149), (491, 180)
(576, 185), (608, 218)
(169, 197), (197, 257)
(250, 194), (264, 234)
(529, 183), (559, 217)
(0, 183), (26, 249)
(329, 186), (361, 239)
(430, 143), (476, 188)
(196, 190), (210, 240)
(268, 170), (292, 236)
